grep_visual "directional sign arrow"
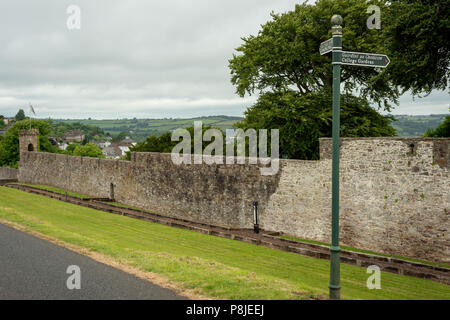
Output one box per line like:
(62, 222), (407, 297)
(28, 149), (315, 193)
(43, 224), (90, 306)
(319, 38), (333, 55)
(341, 51), (390, 68)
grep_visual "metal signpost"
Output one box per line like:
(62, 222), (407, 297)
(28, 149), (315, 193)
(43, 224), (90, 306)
(341, 51), (390, 67)
(320, 15), (390, 300)
(319, 38), (333, 55)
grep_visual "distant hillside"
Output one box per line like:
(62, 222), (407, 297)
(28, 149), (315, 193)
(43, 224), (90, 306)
(389, 114), (448, 137)
(53, 115), (242, 142)
(52, 114), (448, 141)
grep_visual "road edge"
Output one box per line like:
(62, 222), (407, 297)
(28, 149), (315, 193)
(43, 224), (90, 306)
(0, 218), (212, 301)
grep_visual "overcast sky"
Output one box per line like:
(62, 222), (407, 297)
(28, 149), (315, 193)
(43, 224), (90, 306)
(0, 0), (448, 119)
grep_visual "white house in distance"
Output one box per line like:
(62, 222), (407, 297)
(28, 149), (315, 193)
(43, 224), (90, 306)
(96, 141), (111, 149)
(101, 137), (136, 159)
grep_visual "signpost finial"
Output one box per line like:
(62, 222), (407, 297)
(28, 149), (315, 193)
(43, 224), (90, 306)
(331, 15), (343, 26)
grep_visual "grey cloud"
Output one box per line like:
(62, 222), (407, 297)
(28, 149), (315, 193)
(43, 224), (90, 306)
(0, 0), (447, 119)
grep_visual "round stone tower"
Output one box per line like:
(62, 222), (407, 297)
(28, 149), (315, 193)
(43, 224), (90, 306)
(19, 129), (39, 153)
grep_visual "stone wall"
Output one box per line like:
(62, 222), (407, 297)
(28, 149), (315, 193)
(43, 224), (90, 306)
(0, 167), (19, 180)
(19, 129), (39, 153)
(18, 137), (449, 263)
(264, 138), (449, 263)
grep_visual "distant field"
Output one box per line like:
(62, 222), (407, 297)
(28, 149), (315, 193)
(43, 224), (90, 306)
(389, 114), (448, 137)
(53, 116), (242, 142)
(51, 114), (448, 141)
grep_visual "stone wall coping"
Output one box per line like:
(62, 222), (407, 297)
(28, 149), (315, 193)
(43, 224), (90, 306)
(19, 129), (39, 136)
(131, 151), (323, 164)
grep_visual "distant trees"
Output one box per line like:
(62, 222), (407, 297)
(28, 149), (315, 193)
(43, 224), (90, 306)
(63, 143), (79, 154)
(72, 143), (104, 158)
(49, 121), (105, 142)
(237, 90), (395, 160)
(127, 132), (174, 156)
(424, 115), (450, 138)
(383, 0), (450, 95)
(112, 131), (131, 142)
(0, 120), (59, 168)
(15, 109), (26, 121)
(126, 125), (222, 160)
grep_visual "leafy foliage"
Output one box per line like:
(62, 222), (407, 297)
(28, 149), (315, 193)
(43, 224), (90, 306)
(15, 109), (26, 121)
(72, 143), (105, 158)
(383, 0), (450, 95)
(63, 143), (79, 155)
(53, 116), (241, 143)
(49, 120), (105, 143)
(0, 120), (59, 168)
(126, 125), (224, 160)
(112, 131), (131, 142)
(236, 90), (395, 160)
(423, 115), (450, 137)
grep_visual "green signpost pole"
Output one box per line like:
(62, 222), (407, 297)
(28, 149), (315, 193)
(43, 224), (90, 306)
(319, 14), (389, 300)
(329, 14), (342, 300)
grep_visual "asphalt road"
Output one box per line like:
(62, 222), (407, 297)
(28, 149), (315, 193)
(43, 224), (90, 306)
(0, 223), (185, 300)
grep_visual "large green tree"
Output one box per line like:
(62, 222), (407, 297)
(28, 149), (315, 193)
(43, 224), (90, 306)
(15, 109), (26, 121)
(229, 0), (398, 111)
(383, 0), (450, 95)
(237, 90), (395, 159)
(72, 143), (104, 158)
(126, 125), (223, 160)
(229, 0), (398, 159)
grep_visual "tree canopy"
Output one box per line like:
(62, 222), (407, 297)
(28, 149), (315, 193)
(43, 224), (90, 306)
(0, 120), (59, 168)
(72, 143), (104, 158)
(126, 125), (222, 160)
(383, 0), (450, 95)
(229, 0), (398, 111)
(229, 0), (449, 104)
(237, 89), (395, 159)
(15, 109), (26, 121)
(49, 120), (105, 143)
(228, 0), (406, 160)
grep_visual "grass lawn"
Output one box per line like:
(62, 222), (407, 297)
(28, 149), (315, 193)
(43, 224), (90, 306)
(0, 186), (448, 300)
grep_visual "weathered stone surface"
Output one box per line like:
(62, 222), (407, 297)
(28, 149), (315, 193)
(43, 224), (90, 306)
(0, 167), (18, 180)
(19, 129), (39, 153)
(18, 137), (450, 263)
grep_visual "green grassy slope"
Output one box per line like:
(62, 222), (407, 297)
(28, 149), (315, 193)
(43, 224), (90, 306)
(0, 186), (448, 300)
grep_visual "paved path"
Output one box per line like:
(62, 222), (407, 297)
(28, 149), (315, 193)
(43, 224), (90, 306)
(0, 223), (185, 300)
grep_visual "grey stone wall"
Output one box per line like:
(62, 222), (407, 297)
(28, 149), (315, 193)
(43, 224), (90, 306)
(0, 167), (19, 180)
(264, 138), (449, 263)
(18, 138), (449, 263)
